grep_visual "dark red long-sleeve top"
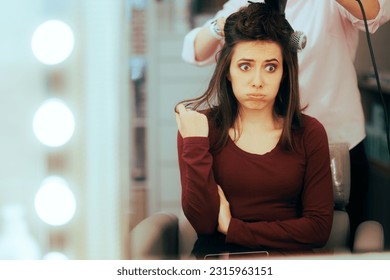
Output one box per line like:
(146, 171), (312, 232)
(177, 113), (333, 251)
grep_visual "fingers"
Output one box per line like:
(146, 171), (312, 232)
(175, 104), (185, 129)
(175, 103), (187, 115)
(174, 104), (209, 137)
(175, 111), (181, 128)
(217, 185), (225, 197)
(217, 185), (228, 203)
(217, 185), (231, 235)
(175, 104), (186, 130)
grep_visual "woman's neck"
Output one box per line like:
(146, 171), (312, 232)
(230, 108), (284, 155)
(235, 107), (282, 132)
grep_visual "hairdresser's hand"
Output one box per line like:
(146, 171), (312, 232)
(175, 103), (209, 138)
(217, 185), (231, 235)
(215, 17), (226, 37)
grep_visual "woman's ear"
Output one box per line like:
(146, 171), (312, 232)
(227, 73), (231, 81)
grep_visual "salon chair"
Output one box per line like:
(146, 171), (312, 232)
(130, 143), (384, 259)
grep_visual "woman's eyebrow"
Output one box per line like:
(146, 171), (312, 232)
(237, 58), (280, 63)
(265, 58), (280, 63)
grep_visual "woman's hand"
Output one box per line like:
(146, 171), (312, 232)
(175, 103), (209, 138)
(217, 185), (231, 235)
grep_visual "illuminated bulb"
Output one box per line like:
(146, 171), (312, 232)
(34, 176), (76, 226)
(32, 98), (75, 147)
(31, 20), (74, 65)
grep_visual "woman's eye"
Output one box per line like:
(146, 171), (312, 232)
(265, 64), (277, 72)
(239, 64), (251, 71)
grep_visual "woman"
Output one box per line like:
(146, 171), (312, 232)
(175, 2), (333, 259)
(182, 0), (390, 247)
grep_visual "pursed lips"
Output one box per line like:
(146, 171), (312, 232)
(247, 93), (266, 99)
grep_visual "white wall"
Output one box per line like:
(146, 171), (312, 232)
(0, 0), (47, 253)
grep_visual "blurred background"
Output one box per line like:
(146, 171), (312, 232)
(0, 0), (389, 260)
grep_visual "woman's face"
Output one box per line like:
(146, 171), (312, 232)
(228, 40), (283, 113)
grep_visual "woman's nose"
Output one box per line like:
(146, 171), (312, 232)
(251, 70), (263, 88)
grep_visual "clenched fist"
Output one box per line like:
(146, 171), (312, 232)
(175, 104), (209, 138)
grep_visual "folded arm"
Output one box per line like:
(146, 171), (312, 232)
(222, 121), (334, 250)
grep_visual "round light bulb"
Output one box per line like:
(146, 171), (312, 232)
(32, 98), (75, 147)
(34, 176), (76, 226)
(31, 20), (74, 65)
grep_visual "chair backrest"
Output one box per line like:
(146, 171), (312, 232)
(329, 143), (351, 211)
(178, 211), (197, 258)
(320, 142), (351, 252)
(131, 212), (179, 259)
(178, 143), (352, 257)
